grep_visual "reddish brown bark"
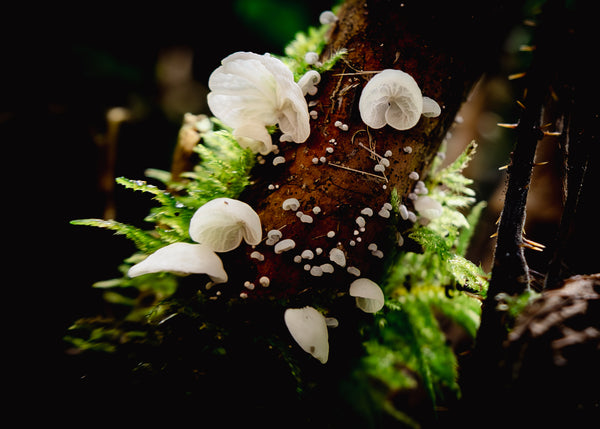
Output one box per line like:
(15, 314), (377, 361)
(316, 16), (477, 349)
(216, 0), (521, 303)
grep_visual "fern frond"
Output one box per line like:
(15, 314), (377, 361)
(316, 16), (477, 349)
(70, 218), (164, 254)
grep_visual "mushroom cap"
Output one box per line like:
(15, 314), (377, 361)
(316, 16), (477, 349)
(413, 195), (443, 220)
(284, 307), (329, 363)
(359, 69), (423, 131)
(207, 52), (310, 150)
(127, 242), (228, 284)
(189, 198), (262, 253)
(349, 278), (385, 313)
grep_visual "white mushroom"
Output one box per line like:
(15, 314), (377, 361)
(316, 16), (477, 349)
(358, 69), (440, 131)
(282, 198), (301, 211)
(413, 195), (443, 221)
(189, 198), (262, 253)
(349, 278), (385, 313)
(207, 52), (310, 154)
(128, 242), (227, 284)
(274, 238), (296, 254)
(329, 248), (346, 267)
(284, 307), (329, 363)
(297, 70), (321, 96)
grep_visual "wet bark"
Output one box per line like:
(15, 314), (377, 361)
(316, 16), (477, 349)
(216, 0), (523, 304)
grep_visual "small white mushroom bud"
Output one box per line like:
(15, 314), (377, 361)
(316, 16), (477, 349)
(329, 248), (346, 267)
(282, 198), (301, 211)
(319, 10), (338, 25)
(274, 238), (296, 254)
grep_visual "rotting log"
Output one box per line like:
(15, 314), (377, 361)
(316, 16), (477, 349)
(212, 0), (524, 303)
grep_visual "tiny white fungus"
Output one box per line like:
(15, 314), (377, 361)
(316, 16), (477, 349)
(259, 276), (270, 287)
(250, 251), (265, 261)
(372, 250), (384, 258)
(409, 171), (419, 180)
(325, 317), (339, 328)
(273, 156), (286, 166)
(267, 229), (283, 242)
(378, 208), (391, 218)
(310, 266), (324, 277)
(310, 110), (318, 119)
(361, 207), (374, 217)
(282, 198), (301, 211)
(304, 264), (312, 271)
(355, 216), (366, 228)
(315, 247), (323, 255)
(374, 164), (385, 173)
(403, 146), (413, 154)
(383, 203), (392, 210)
(312, 157), (319, 164)
(274, 238), (296, 254)
(293, 255), (302, 263)
(240, 292), (248, 299)
(399, 204), (409, 220)
(326, 147), (334, 154)
(319, 10), (338, 25)
(367, 243), (378, 252)
(301, 249), (315, 260)
(334, 120), (342, 127)
(319, 156), (327, 163)
(327, 231), (336, 238)
(312, 206), (321, 214)
(347, 266), (361, 276)
(300, 214), (314, 223)
(304, 51), (319, 65)
(320, 263), (334, 273)
(384, 150), (393, 157)
(329, 248), (346, 267)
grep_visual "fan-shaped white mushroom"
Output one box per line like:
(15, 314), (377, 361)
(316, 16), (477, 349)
(349, 278), (385, 313)
(284, 307), (329, 363)
(358, 69), (441, 131)
(207, 52), (311, 154)
(128, 242), (228, 284)
(189, 198), (262, 253)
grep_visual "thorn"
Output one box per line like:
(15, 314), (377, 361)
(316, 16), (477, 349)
(328, 162), (388, 182)
(523, 19), (537, 27)
(516, 100), (526, 109)
(490, 231), (499, 238)
(519, 45), (536, 52)
(509, 72), (527, 80)
(533, 161), (549, 166)
(498, 164), (510, 170)
(543, 131), (561, 136)
(497, 122), (519, 129)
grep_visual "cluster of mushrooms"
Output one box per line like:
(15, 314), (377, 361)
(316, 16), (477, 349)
(128, 22), (441, 363)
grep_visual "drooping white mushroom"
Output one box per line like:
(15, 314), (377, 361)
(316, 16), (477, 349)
(284, 306), (329, 363)
(189, 198), (262, 253)
(349, 278), (385, 313)
(207, 52), (310, 154)
(358, 69), (441, 131)
(413, 195), (443, 221)
(128, 242), (228, 284)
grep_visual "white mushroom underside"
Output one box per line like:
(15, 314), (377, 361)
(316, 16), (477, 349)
(128, 242), (228, 284)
